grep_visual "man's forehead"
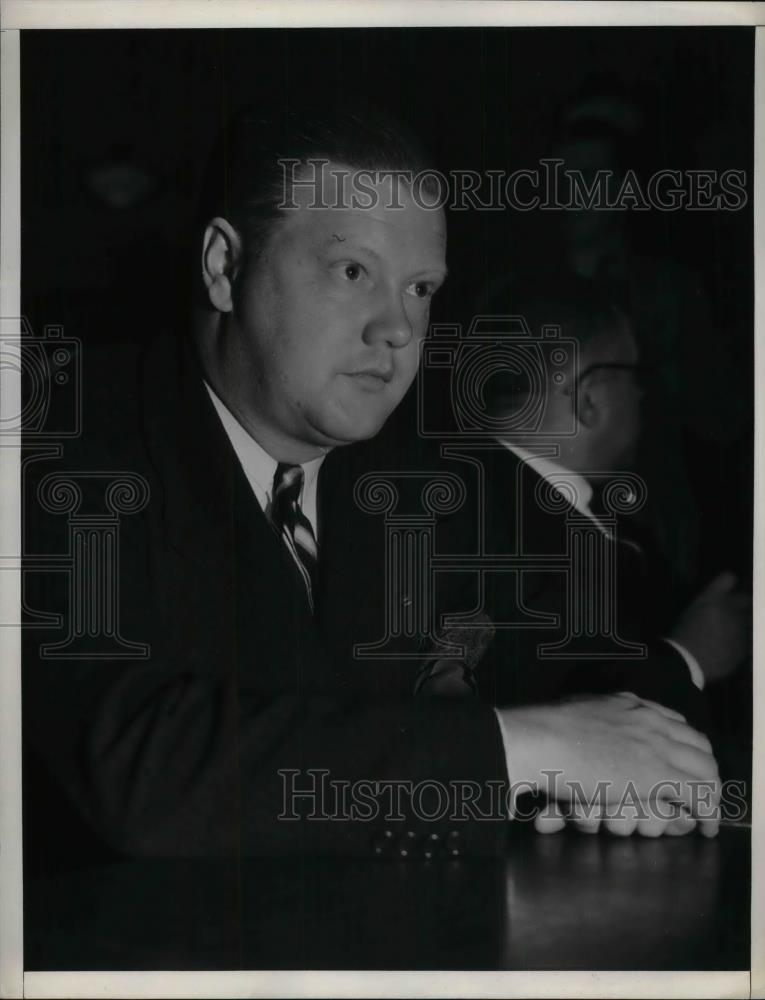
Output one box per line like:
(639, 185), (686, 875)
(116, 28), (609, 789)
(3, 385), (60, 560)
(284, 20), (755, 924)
(286, 160), (443, 222)
(289, 159), (403, 201)
(297, 204), (445, 242)
(280, 189), (446, 259)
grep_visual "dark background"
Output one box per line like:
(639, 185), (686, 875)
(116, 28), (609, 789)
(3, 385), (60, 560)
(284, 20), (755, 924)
(21, 26), (754, 777)
(22, 27), (753, 355)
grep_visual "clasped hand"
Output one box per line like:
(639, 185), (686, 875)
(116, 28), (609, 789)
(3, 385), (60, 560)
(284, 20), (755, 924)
(499, 691), (720, 838)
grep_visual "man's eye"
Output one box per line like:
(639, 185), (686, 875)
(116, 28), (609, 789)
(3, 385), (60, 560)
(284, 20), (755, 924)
(343, 263), (363, 281)
(407, 280), (434, 299)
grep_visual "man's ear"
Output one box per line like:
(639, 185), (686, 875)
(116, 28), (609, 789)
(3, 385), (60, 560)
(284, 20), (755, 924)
(576, 384), (601, 430)
(201, 217), (242, 313)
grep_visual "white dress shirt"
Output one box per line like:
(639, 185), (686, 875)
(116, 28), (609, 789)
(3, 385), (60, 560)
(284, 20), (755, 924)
(492, 440), (705, 795)
(204, 382), (325, 537)
(203, 386), (702, 797)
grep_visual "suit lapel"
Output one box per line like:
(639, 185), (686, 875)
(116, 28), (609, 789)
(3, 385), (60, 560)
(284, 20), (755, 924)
(138, 337), (429, 698)
(139, 331), (238, 568)
(137, 332), (327, 689)
(139, 333), (312, 589)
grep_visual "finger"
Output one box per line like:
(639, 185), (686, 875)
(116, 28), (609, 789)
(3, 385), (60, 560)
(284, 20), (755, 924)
(636, 814), (672, 837)
(571, 815), (602, 835)
(614, 692), (691, 731)
(625, 697), (687, 724)
(662, 740), (721, 782)
(534, 811), (566, 835)
(534, 800), (567, 835)
(567, 799), (604, 834)
(664, 813), (697, 837)
(697, 816), (720, 839)
(613, 690), (642, 707)
(649, 801), (698, 837)
(632, 710), (714, 755)
(661, 781), (721, 822)
(603, 814), (639, 837)
(635, 802), (698, 837)
(626, 712), (718, 771)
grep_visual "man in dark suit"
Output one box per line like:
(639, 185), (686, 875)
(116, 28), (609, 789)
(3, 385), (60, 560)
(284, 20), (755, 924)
(473, 290), (749, 723)
(23, 105), (722, 864)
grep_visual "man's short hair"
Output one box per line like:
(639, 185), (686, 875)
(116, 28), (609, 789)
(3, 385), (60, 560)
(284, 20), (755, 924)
(196, 100), (438, 263)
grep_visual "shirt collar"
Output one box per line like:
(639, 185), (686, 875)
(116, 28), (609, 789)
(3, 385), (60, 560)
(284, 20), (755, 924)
(203, 381), (325, 501)
(495, 439), (594, 518)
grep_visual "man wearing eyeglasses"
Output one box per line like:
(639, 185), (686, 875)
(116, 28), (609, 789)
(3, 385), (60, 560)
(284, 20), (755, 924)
(23, 107), (728, 864)
(474, 287), (750, 724)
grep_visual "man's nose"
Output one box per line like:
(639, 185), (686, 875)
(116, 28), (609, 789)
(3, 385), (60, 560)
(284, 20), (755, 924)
(362, 290), (414, 349)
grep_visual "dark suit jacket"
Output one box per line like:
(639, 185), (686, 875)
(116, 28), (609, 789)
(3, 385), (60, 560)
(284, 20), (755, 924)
(22, 332), (507, 862)
(441, 444), (705, 724)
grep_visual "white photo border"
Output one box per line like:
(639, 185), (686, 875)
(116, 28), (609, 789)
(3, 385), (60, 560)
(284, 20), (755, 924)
(0, 3), (761, 998)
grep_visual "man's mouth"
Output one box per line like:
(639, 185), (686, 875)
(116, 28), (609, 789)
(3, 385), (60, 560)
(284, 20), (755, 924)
(347, 367), (394, 390)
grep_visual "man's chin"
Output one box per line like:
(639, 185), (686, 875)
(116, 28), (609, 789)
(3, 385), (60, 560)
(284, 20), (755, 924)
(309, 411), (391, 450)
(321, 399), (398, 446)
(331, 420), (388, 446)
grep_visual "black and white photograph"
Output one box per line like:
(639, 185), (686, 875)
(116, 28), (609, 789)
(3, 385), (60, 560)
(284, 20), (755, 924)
(0, 2), (761, 997)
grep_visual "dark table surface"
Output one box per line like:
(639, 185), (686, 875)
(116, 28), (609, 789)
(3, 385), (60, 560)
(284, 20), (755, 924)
(25, 825), (750, 971)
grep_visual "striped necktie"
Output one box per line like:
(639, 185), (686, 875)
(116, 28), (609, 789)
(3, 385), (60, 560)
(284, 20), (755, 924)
(270, 462), (319, 611)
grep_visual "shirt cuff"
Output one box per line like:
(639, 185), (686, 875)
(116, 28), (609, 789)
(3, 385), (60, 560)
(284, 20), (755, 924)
(494, 703), (512, 750)
(493, 708), (514, 818)
(664, 637), (706, 691)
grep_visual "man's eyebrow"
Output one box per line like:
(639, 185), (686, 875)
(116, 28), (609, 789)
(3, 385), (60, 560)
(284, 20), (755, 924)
(320, 237), (448, 279)
(416, 264), (449, 281)
(321, 236), (378, 255)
